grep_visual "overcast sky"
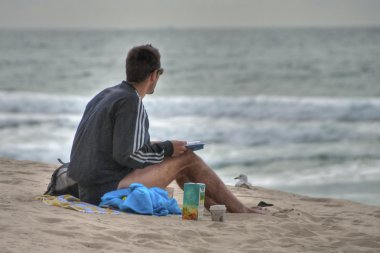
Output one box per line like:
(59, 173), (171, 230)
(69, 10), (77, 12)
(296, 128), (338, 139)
(0, 0), (379, 29)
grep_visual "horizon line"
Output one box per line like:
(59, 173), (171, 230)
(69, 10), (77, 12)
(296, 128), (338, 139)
(0, 24), (380, 31)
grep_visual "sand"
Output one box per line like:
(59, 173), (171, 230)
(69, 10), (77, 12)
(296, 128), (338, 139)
(0, 157), (379, 253)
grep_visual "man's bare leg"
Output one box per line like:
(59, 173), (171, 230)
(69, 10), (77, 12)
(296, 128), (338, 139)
(118, 151), (263, 213)
(175, 173), (219, 210)
(175, 172), (266, 213)
(175, 153), (264, 213)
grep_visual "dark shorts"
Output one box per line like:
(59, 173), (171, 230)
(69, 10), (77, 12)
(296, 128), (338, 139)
(79, 181), (119, 206)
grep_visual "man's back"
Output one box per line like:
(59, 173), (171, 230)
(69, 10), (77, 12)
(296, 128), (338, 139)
(68, 81), (140, 186)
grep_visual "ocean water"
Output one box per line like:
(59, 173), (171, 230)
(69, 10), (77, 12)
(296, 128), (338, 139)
(1, 28), (379, 205)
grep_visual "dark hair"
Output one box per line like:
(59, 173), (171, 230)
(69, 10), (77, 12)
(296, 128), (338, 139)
(126, 44), (161, 83)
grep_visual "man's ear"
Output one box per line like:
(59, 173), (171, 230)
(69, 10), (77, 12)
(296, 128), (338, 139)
(149, 71), (156, 82)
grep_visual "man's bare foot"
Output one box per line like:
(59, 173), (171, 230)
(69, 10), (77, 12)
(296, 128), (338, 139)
(247, 206), (268, 214)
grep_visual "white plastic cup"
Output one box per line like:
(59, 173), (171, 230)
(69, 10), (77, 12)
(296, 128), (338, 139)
(210, 205), (227, 222)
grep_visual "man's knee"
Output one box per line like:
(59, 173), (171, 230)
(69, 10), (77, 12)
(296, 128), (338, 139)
(185, 150), (202, 161)
(176, 151), (204, 175)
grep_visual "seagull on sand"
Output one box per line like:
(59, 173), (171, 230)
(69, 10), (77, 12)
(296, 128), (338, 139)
(234, 174), (253, 189)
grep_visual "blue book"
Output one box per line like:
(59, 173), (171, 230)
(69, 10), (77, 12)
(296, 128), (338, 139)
(185, 141), (205, 151)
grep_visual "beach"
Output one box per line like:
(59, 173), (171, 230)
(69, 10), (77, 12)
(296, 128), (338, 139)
(1, 28), (380, 205)
(1, 157), (379, 253)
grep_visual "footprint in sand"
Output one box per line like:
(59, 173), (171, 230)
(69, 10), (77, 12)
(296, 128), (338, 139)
(0, 204), (13, 211)
(79, 242), (107, 250)
(63, 226), (81, 230)
(272, 208), (294, 218)
(14, 171), (36, 175)
(296, 211), (323, 222)
(352, 219), (363, 224)
(108, 230), (133, 240)
(350, 239), (380, 249)
(280, 222), (318, 237)
(0, 179), (23, 185)
(91, 234), (123, 243)
(132, 232), (164, 242)
(36, 217), (64, 224)
(131, 233), (171, 248)
(0, 171), (16, 176)
(370, 210), (380, 219)
(41, 229), (82, 238)
(78, 242), (106, 250)
(324, 203), (343, 208)
(299, 197), (331, 203)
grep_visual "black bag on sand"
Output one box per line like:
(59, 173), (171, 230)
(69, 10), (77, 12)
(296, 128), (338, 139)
(44, 158), (79, 198)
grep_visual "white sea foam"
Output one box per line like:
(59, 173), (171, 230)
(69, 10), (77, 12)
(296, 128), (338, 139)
(1, 91), (380, 146)
(2, 91), (380, 121)
(0, 91), (88, 114)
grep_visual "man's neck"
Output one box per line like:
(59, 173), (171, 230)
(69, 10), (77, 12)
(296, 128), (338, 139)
(128, 81), (148, 99)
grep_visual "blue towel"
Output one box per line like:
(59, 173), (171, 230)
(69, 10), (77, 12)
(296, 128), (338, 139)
(99, 183), (182, 216)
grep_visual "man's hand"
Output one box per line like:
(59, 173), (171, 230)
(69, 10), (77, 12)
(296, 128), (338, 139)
(170, 140), (187, 157)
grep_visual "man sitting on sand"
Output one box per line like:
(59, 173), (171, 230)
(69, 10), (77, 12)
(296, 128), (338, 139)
(68, 44), (263, 214)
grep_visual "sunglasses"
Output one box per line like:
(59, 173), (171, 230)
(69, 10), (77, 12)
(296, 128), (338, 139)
(157, 68), (164, 76)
